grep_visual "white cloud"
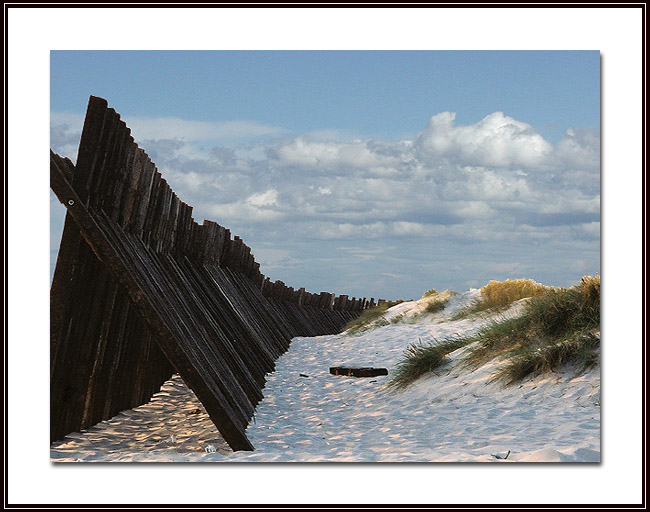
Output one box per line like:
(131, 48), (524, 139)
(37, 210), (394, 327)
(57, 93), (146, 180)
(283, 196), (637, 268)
(267, 138), (340, 168)
(251, 247), (291, 266)
(454, 201), (496, 219)
(580, 221), (601, 238)
(50, 111), (84, 129)
(416, 111), (553, 168)
(382, 272), (407, 279)
(458, 168), (532, 202)
(126, 114), (599, 254)
(537, 194), (601, 215)
(554, 127), (600, 170)
(341, 246), (390, 261)
(50, 111), (287, 147)
(126, 116), (287, 143)
(267, 137), (402, 174)
(208, 201), (286, 223)
(390, 221), (442, 237)
(50, 108), (600, 296)
(50, 113), (84, 161)
(246, 189), (278, 207)
(168, 170), (213, 193)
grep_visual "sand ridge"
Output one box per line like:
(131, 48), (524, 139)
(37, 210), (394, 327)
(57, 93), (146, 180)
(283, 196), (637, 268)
(50, 291), (600, 462)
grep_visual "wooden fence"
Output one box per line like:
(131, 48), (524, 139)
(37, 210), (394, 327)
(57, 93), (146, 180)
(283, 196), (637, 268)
(50, 96), (383, 451)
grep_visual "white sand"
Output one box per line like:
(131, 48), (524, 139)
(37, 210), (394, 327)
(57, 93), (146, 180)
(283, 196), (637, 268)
(50, 290), (600, 462)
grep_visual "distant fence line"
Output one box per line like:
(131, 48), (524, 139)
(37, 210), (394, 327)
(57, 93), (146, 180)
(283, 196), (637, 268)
(50, 96), (384, 451)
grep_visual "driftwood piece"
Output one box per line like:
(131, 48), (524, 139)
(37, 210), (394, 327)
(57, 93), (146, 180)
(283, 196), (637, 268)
(329, 367), (389, 378)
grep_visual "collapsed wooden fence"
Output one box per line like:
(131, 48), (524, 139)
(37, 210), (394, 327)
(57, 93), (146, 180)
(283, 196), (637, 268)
(50, 96), (383, 451)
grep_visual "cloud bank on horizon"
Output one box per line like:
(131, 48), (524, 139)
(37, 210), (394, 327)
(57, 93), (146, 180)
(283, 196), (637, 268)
(50, 109), (600, 299)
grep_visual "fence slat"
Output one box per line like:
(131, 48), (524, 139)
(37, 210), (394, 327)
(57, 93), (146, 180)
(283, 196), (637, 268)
(49, 96), (382, 451)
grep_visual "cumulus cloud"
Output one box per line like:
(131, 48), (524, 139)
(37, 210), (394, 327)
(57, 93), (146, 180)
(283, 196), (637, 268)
(266, 137), (403, 175)
(415, 112), (553, 168)
(553, 127), (600, 170)
(50, 118), (83, 162)
(246, 189), (279, 208)
(50, 111), (600, 239)
(208, 197), (285, 223)
(50, 122), (79, 149)
(50, 109), (600, 295)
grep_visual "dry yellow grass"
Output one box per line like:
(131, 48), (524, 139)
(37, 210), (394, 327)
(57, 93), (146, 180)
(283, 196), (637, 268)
(393, 275), (601, 387)
(450, 278), (549, 318)
(421, 289), (455, 314)
(479, 278), (549, 308)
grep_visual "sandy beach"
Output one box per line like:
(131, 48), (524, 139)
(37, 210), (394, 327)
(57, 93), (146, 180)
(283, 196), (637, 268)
(50, 290), (600, 463)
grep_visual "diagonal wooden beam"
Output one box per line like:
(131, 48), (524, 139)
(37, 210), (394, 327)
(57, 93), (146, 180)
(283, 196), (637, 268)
(50, 150), (255, 451)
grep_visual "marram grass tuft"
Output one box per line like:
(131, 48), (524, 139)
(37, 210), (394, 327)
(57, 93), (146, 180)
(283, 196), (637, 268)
(391, 275), (600, 388)
(466, 274), (600, 383)
(389, 337), (471, 389)
(343, 304), (390, 335)
(343, 300), (406, 335)
(453, 278), (550, 319)
(421, 289), (456, 315)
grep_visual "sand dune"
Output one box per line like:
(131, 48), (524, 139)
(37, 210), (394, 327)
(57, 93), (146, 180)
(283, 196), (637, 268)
(50, 290), (600, 462)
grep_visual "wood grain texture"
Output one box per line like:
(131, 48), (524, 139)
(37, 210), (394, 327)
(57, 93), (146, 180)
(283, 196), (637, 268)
(50, 96), (381, 450)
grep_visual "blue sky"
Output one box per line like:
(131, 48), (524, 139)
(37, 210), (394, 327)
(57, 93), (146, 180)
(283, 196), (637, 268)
(52, 50), (599, 142)
(50, 50), (600, 299)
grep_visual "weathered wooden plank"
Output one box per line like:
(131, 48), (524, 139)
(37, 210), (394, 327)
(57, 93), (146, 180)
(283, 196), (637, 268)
(50, 96), (376, 451)
(157, 255), (263, 408)
(88, 108), (122, 212)
(130, 155), (156, 238)
(81, 281), (124, 427)
(51, 153), (255, 451)
(116, 143), (140, 227)
(200, 265), (285, 363)
(108, 224), (256, 425)
(72, 96), (109, 203)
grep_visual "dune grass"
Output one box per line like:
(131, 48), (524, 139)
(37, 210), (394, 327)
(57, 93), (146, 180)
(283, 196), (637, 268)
(490, 275), (600, 382)
(460, 314), (531, 368)
(391, 275), (600, 387)
(422, 288), (439, 298)
(422, 289), (455, 314)
(452, 278), (549, 319)
(344, 300), (405, 335)
(495, 330), (600, 385)
(383, 290), (456, 327)
(425, 301), (447, 314)
(467, 275), (600, 382)
(389, 337), (472, 389)
(343, 304), (390, 335)
(390, 313), (406, 324)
